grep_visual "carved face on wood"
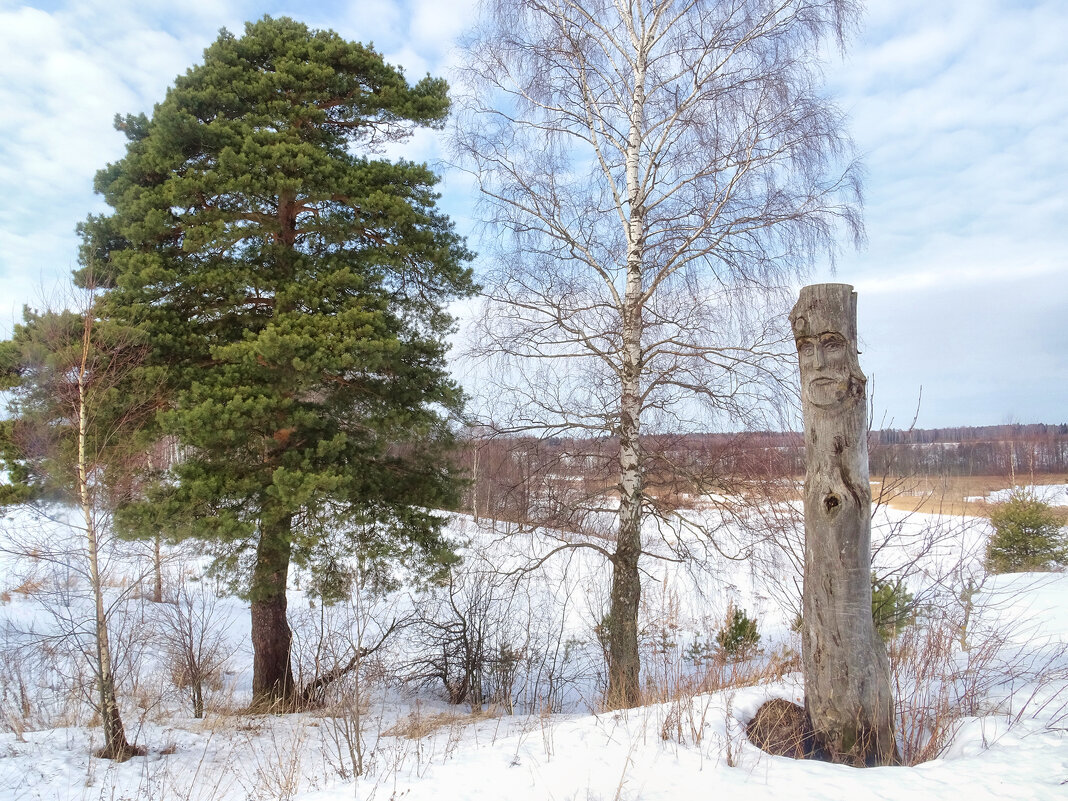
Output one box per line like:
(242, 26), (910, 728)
(789, 286), (866, 413)
(796, 331), (860, 409)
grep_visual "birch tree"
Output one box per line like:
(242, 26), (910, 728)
(0, 292), (151, 759)
(456, 0), (862, 707)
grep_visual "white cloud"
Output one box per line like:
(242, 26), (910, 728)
(0, 0), (466, 321)
(409, 0), (477, 50)
(0, 0), (1064, 427)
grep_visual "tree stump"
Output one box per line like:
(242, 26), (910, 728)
(791, 283), (899, 767)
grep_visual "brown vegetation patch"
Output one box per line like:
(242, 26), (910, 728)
(92, 741), (147, 762)
(10, 578), (46, 596)
(872, 474), (1068, 517)
(746, 698), (814, 759)
(383, 707), (495, 739)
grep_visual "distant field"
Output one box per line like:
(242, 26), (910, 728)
(871, 473), (1068, 517)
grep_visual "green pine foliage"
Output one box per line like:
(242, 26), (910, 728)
(78, 17), (475, 701)
(985, 488), (1068, 573)
(0, 304), (153, 509)
(0, 308), (89, 507)
(870, 573), (914, 641)
(716, 606), (760, 660)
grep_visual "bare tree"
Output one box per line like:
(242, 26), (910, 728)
(0, 285), (153, 759)
(456, 0), (861, 707)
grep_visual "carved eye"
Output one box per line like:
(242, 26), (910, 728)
(821, 335), (847, 353)
(799, 341), (815, 357)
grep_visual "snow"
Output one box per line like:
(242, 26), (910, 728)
(1, 497), (1067, 801)
(966, 483), (1068, 506)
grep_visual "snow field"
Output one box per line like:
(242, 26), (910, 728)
(0, 491), (1065, 800)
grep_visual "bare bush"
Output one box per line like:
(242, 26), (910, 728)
(0, 512), (160, 741)
(890, 578), (1068, 765)
(157, 577), (236, 718)
(406, 561), (529, 710)
(290, 578), (404, 780)
(0, 627), (34, 739)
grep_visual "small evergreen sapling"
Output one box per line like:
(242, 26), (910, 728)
(985, 488), (1067, 573)
(716, 606), (760, 660)
(870, 573), (914, 641)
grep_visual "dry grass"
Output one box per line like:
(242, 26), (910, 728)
(889, 598), (1068, 765)
(382, 706), (496, 739)
(745, 698), (811, 759)
(650, 649), (803, 751)
(9, 578), (46, 596)
(874, 473), (1068, 517)
(635, 645), (801, 713)
(738, 473), (1067, 517)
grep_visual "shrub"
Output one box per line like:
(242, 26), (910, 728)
(716, 606), (760, 660)
(871, 573), (914, 641)
(985, 488), (1067, 573)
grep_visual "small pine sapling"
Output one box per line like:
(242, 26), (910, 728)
(870, 573), (914, 641)
(716, 606), (760, 661)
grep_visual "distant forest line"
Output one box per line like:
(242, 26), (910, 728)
(459, 424), (1068, 523)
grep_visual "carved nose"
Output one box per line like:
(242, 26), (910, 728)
(814, 346), (825, 368)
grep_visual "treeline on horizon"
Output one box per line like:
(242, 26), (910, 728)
(457, 423), (1068, 524)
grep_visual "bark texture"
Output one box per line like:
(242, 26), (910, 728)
(791, 283), (898, 767)
(78, 322), (137, 761)
(250, 515), (296, 708)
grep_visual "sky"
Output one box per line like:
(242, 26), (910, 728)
(0, 0), (1064, 430)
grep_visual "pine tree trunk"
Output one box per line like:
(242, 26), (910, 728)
(791, 284), (898, 766)
(250, 514), (296, 709)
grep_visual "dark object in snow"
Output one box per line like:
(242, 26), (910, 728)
(746, 699), (817, 759)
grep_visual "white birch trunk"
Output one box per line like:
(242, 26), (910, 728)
(606, 37), (648, 709)
(77, 321), (134, 759)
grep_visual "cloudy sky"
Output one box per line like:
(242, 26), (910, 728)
(0, 0), (1064, 429)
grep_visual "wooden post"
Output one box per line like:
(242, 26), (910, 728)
(790, 283), (899, 766)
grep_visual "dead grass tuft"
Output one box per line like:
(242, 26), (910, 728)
(383, 707), (496, 739)
(10, 578), (46, 596)
(745, 698), (813, 759)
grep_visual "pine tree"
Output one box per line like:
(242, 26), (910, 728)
(986, 488), (1067, 573)
(82, 16), (475, 706)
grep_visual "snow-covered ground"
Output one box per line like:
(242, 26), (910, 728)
(967, 483), (1068, 506)
(1, 494), (1066, 800)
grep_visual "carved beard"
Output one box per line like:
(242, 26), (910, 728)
(796, 332), (865, 412)
(804, 368), (859, 410)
